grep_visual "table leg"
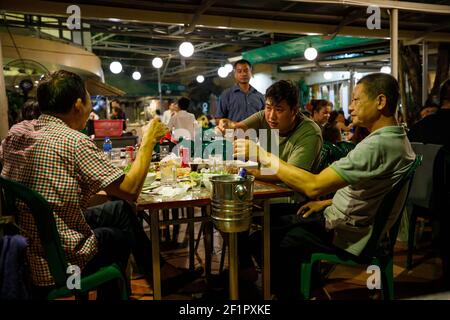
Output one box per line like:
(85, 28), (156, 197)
(263, 200), (271, 300)
(150, 209), (162, 300)
(203, 206), (212, 278)
(188, 207), (195, 271)
(229, 232), (239, 300)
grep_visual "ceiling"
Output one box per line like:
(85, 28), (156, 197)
(2, 0), (450, 85)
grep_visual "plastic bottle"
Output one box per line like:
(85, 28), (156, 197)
(103, 137), (113, 160)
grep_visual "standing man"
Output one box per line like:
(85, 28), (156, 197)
(162, 99), (180, 125)
(167, 97), (198, 140)
(216, 59), (265, 123)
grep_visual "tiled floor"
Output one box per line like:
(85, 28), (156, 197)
(128, 212), (448, 300)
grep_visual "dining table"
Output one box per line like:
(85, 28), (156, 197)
(135, 177), (294, 300)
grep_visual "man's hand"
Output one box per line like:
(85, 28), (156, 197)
(215, 118), (234, 136)
(143, 116), (168, 144)
(297, 200), (331, 218)
(234, 138), (272, 166)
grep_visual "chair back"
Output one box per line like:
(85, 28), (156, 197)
(360, 155), (422, 258)
(408, 143), (445, 210)
(0, 176), (68, 287)
(336, 141), (356, 155)
(317, 141), (345, 172)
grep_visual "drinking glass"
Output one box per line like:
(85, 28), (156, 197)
(160, 145), (170, 160)
(190, 175), (202, 192)
(160, 161), (176, 186)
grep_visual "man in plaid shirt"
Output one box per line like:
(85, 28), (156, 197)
(0, 70), (198, 299)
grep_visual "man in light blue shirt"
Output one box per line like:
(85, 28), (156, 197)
(216, 59), (264, 123)
(235, 73), (415, 299)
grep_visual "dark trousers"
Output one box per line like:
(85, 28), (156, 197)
(33, 200), (161, 300)
(249, 203), (335, 299)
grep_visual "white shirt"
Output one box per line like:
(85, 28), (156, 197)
(162, 109), (173, 125)
(167, 110), (198, 140)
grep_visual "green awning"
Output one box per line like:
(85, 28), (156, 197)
(242, 35), (382, 64)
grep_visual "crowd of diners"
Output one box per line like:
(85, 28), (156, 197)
(1, 58), (450, 300)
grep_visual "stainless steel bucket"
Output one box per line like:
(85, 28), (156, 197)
(210, 174), (255, 233)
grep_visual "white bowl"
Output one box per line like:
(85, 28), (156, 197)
(145, 172), (157, 185)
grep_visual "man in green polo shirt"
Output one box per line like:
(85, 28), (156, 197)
(235, 73), (415, 298)
(213, 80), (322, 285)
(218, 80), (323, 179)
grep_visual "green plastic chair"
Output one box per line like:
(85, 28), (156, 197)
(0, 176), (129, 300)
(317, 141), (346, 172)
(299, 155), (422, 300)
(336, 141), (356, 156)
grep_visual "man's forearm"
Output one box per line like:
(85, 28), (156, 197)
(259, 149), (346, 198)
(260, 152), (317, 197)
(249, 169), (281, 182)
(122, 138), (154, 195)
(107, 137), (155, 201)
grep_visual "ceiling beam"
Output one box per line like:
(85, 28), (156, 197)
(323, 8), (366, 40)
(91, 33), (116, 45)
(184, 0), (217, 34)
(3, 0), (450, 42)
(403, 20), (450, 46)
(93, 46), (229, 62)
(0, 20), (266, 46)
(280, 53), (390, 71)
(287, 0), (450, 15)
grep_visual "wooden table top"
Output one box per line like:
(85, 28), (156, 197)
(136, 180), (294, 211)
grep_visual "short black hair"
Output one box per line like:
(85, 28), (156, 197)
(439, 78), (450, 106)
(322, 122), (341, 144)
(21, 98), (41, 120)
(357, 73), (399, 116)
(37, 70), (87, 114)
(328, 110), (345, 123)
(177, 97), (190, 111)
(234, 59), (252, 70)
(265, 80), (299, 110)
(311, 99), (331, 114)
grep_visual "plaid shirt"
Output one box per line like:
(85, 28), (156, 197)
(0, 114), (124, 286)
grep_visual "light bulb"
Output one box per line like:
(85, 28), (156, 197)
(218, 67), (228, 78)
(224, 63), (233, 73)
(152, 57), (163, 69)
(109, 61), (122, 74)
(304, 47), (318, 61)
(196, 75), (205, 83)
(132, 71), (141, 80)
(179, 41), (194, 57)
(323, 71), (332, 80)
(380, 66), (391, 74)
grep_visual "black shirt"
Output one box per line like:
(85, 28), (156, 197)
(408, 109), (450, 151)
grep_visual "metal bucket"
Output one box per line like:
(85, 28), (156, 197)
(210, 174), (255, 233)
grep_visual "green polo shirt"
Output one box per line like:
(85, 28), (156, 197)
(325, 126), (415, 255)
(242, 111), (322, 171)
